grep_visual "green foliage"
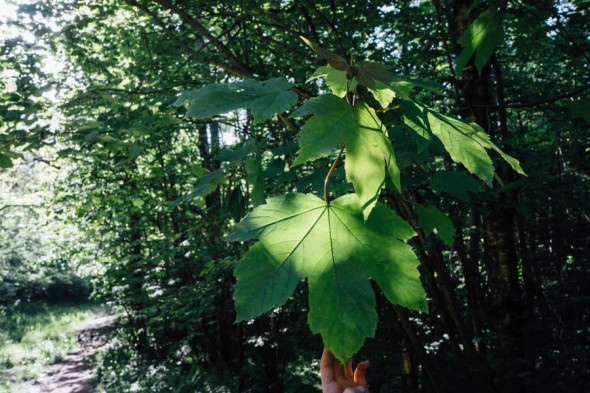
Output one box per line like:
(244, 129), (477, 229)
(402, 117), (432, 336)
(3, 0), (589, 392)
(309, 66), (357, 98)
(400, 100), (525, 184)
(291, 94), (400, 216)
(0, 154), (13, 169)
(175, 35), (526, 364)
(174, 78), (298, 123)
(228, 193), (426, 362)
(170, 168), (226, 207)
(455, 7), (504, 75)
(416, 205), (456, 246)
(430, 171), (483, 201)
(0, 157), (95, 305)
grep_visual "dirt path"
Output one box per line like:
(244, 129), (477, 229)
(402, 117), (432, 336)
(21, 315), (115, 393)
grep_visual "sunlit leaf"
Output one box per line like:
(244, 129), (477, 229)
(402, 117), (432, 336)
(309, 66), (356, 98)
(227, 193), (426, 362)
(401, 101), (496, 185)
(291, 94), (400, 217)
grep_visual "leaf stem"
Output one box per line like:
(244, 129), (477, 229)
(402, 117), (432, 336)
(324, 86), (357, 203)
(324, 143), (345, 203)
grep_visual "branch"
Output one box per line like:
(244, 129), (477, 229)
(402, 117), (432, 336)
(302, 0), (348, 58)
(28, 158), (61, 169)
(277, 113), (300, 134)
(124, 0), (253, 79)
(260, 35), (311, 60)
(250, 5), (311, 40)
(91, 86), (191, 95)
(298, 5), (320, 42)
(125, 0), (304, 134)
(149, 0), (254, 76)
(0, 204), (40, 212)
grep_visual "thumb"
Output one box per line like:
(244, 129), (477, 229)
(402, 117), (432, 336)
(354, 361), (370, 386)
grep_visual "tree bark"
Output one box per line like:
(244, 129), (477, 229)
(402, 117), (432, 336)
(452, 1), (525, 391)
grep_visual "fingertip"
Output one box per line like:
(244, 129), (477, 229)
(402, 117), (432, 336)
(345, 357), (354, 378)
(357, 360), (370, 373)
(321, 349), (334, 366)
(354, 360), (370, 385)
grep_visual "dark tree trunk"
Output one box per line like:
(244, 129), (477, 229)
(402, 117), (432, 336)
(452, 1), (526, 391)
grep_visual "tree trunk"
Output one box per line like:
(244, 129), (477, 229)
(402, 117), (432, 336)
(452, 1), (525, 391)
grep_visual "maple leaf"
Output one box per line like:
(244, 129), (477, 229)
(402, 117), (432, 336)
(227, 193), (427, 362)
(416, 205), (456, 246)
(300, 36), (349, 71)
(174, 78), (297, 123)
(290, 94), (400, 218)
(400, 100), (525, 185)
(309, 66), (356, 98)
(455, 7), (504, 75)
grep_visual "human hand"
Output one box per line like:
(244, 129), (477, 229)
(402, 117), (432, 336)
(320, 349), (369, 393)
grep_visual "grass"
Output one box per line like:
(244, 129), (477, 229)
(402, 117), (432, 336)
(0, 301), (104, 391)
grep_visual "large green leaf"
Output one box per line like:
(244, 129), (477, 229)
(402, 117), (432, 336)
(470, 123), (526, 176)
(401, 101), (495, 185)
(368, 80), (397, 109)
(227, 193), (426, 362)
(399, 100), (432, 152)
(427, 111), (495, 185)
(174, 78), (298, 123)
(455, 7), (504, 75)
(291, 94), (400, 218)
(401, 101), (525, 180)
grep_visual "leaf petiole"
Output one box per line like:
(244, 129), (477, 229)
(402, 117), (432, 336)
(324, 86), (357, 203)
(324, 143), (345, 203)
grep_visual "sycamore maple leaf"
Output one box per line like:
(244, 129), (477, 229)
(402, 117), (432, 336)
(227, 193), (427, 362)
(290, 94), (400, 219)
(174, 78), (297, 123)
(400, 100), (525, 184)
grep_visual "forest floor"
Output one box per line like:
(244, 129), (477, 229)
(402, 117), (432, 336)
(18, 314), (115, 393)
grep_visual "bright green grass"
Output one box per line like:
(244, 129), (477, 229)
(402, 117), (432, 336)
(0, 301), (103, 391)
